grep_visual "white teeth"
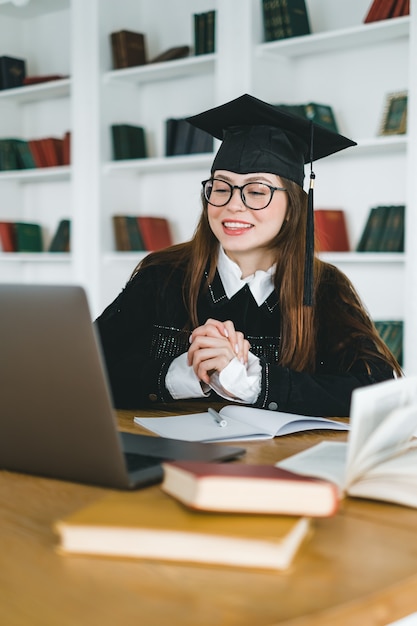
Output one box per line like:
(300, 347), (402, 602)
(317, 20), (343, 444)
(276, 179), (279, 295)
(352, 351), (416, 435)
(223, 222), (252, 229)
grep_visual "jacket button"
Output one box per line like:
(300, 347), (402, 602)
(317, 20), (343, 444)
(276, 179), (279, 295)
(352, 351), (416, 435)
(148, 393), (158, 402)
(268, 402), (278, 411)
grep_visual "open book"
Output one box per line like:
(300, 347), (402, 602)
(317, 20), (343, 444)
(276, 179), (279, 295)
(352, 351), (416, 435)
(134, 405), (349, 443)
(277, 376), (417, 508)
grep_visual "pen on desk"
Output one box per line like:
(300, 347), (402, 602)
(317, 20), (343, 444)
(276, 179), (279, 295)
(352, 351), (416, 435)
(208, 407), (228, 428)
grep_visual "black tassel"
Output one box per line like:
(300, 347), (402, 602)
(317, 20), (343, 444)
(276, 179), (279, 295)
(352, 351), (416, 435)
(303, 121), (315, 307)
(303, 174), (315, 306)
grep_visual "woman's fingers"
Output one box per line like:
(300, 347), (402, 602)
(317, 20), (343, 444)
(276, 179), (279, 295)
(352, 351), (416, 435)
(191, 319), (250, 364)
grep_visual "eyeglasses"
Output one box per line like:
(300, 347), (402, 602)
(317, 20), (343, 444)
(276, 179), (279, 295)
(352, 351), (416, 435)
(202, 178), (287, 211)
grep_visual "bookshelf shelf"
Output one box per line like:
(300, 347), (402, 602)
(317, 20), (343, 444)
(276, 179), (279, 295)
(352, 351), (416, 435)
(319, 252), (405, 264)
(0, 78), (71, 104)
(103, 153), (214, 176)
(0, 167), (71, 183)
(257, 17), (409, 59)
(104, 55), (216, 86)
(0, 0), (416, 372)
(0, 253), (70, 263)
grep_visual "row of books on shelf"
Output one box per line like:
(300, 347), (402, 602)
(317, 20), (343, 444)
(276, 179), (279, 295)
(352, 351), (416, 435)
(314, 205), (405, 253)
(112, 215), (173, 252)
(0, 54), (68, 90)
(1, 0), (410, 91)
(110, 10), (215, 72)
(111, 122), (213, 161)
(0, 219), (70, 253)
(0, 133), (71, 171)
(276, 102), (339, 133)
(261, 0), (409, 44)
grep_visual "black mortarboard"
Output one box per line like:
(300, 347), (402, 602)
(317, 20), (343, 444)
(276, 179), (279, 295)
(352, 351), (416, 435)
(186, 94), (357, 305)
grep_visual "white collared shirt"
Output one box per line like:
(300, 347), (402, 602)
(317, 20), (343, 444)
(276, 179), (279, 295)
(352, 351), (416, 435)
(165, 247), (276, 403)
(217, 245), (275, 305)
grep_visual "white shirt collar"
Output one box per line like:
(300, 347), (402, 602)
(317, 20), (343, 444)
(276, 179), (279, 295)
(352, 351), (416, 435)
(217, 246), (275, 307)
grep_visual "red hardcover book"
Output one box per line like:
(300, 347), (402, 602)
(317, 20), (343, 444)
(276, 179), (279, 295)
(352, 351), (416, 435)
(39, 137), (64, 166)
(23, 74), (68, 85)
(392, 0), (409, 16)
(0, 221), (16, 251)
(136, 216), (173, 251)
(314, 209), (350, 252)
(364, 0), (398, 22)
(62, 131), (71, 165)
(28, 139), (48, 167)
(162, 460), (339, 517)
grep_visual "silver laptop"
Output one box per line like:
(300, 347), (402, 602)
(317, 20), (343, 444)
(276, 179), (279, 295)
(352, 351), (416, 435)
(0, 284), (245, 489)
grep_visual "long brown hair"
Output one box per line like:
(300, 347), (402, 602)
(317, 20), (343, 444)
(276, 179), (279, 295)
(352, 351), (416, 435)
(132, 178), (402, 377)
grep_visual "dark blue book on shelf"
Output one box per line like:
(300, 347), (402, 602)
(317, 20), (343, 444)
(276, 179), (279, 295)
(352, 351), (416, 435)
(0, 56), (26, 89)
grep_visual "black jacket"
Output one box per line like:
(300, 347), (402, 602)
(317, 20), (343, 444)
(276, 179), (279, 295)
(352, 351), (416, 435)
(95, 261), (393, 416)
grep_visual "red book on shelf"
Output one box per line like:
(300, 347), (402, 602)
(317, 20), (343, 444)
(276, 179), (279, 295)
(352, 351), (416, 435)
(364, 0), (398, 22)
(314, 209), (350, 252)
(28, 139), (48, 167)
(392, 0), (409, 16)
(136, 216), (173, 251)
(162, 460), (339, 517)
(62, 131), (71, 165)
(40, 137), (64, 166)
(23, 74), (68, 85)
(0, 222), (16, 252)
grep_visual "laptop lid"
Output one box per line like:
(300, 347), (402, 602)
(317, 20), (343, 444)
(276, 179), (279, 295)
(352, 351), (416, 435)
(0, 284), (245, 489)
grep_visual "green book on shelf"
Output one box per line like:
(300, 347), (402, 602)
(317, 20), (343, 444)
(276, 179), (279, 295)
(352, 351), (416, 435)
(204, 10), (216, 54)
(375, 320), (403, 365)
(303, 103), (339, 133)
(111, 124), (147, 160)
(13, 139), (37, 169)
(262, 0), (287, 42)
(49, 219), (71, 252)
(0, 139), (19, 170)
(280, 0), (311, 38)
(276, 103), (339, 133)
(356, 205), (391, 252)
(14, 222), (43, 252)
(378, 204), (405, 252)
(112, 215), (145, 251)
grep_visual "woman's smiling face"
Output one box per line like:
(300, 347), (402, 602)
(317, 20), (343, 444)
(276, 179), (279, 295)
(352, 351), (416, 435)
(207, 170), (288, 274)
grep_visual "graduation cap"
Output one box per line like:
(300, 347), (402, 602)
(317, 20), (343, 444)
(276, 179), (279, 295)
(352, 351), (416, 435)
(186, 94), (357, 305)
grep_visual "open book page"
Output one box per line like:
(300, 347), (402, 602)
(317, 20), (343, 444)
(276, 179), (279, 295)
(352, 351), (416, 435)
(346, 377), (417, 486)
(346, 404), (417, 487)
(220, 405), (349, 436)
(134, 412), (264, 442)
(347, 442), (417, 507)
(134, 406), (349, 443)
(276, 441), (348, 493)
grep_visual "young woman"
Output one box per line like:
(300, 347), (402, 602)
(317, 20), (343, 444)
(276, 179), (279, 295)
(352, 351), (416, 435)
(95, 94), (401, 416)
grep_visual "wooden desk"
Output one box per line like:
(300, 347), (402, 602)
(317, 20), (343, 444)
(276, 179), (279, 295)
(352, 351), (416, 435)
(1, 404), (417, 626)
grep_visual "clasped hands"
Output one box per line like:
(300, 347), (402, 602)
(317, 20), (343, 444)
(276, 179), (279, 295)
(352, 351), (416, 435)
(187, 318), (250, 384)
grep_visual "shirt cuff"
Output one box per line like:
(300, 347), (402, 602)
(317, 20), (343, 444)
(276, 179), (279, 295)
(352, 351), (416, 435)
(166, 352), (210, 400)
(208, 353), (261, 404)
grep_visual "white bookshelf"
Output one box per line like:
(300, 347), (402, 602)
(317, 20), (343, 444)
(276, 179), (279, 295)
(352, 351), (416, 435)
(0, 0), (416, 372)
